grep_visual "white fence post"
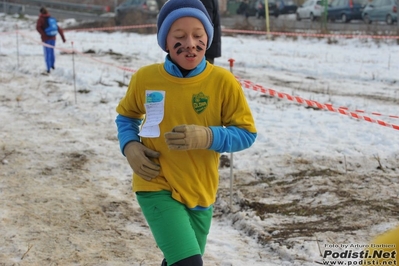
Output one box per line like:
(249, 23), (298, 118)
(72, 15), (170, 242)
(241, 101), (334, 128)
(16, 24), (19, 69)
(71, 42), (77, 104)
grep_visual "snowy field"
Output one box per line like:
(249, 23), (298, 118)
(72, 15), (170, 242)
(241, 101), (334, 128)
(1, 13), (399, 266)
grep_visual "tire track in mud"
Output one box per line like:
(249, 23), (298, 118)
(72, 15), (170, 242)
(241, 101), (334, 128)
(0, 126), (161, 265)
(0, 72), (163, 265)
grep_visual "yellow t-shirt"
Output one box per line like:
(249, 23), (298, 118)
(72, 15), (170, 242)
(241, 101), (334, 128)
(116, 63), (256, 208)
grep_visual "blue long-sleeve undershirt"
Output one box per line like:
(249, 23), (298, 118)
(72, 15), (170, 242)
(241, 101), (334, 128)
(209, 125), (257, 153)
(115, 114), (256, 155)
(115, 115), (142, 156)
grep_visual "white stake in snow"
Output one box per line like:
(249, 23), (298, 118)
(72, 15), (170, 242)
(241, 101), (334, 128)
(71, 41), (77, 104)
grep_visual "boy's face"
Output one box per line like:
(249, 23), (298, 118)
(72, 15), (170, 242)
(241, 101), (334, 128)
(165, 17), (208, 70)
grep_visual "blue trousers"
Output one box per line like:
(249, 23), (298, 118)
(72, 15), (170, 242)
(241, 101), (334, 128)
(43, 39), (56, 72)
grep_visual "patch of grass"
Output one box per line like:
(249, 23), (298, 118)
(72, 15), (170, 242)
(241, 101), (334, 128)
(290, 169), (342, 178)
(240, 196), (398, 243)
(264, 217), (363, 241)
(62, 151), (89, 171)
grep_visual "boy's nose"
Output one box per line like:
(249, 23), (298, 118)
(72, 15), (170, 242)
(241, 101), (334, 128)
(185, 36), (196, 48)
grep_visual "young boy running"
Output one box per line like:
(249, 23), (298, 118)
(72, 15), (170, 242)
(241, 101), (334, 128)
(115, 0), (257, 265)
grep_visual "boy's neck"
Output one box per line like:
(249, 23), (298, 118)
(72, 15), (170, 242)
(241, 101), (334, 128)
(177, 65), (191, 77)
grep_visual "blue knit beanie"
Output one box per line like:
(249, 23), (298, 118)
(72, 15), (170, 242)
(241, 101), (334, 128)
(157, 0), (214, 52)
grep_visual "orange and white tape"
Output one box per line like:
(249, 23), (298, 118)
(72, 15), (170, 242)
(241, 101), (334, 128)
(239, 78), (399, 131)
(222, 28), (399, 40)
(63, 24), (399, 40)
(6, 27), (399, 131)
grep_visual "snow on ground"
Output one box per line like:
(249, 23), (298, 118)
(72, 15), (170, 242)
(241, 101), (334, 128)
(0, 13), (398, 266)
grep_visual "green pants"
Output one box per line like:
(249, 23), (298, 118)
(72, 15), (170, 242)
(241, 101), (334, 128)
(136, 191), (213, 265)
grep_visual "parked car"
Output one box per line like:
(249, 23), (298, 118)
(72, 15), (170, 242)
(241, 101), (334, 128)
(237, 0), (297, 18)
(255, 0), (280, 18)
(327, 0), (368, 22)
(115, 0), (159, 25)
(362, 0), (398, 24)
(296, 0), (324, 21)
(277, 0), (299, 14)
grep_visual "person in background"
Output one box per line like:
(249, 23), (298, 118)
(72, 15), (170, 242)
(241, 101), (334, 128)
(36, 7), (66, 74)
(237, 0), (250, 19)
(115, 0), (257, 265)
(200, 0), (221, 64)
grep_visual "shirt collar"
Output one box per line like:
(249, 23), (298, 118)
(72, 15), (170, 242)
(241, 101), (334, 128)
(163, 55), (206, 78)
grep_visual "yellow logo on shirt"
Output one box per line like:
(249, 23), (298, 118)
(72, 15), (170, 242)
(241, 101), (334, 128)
(192, 92), (209, 114)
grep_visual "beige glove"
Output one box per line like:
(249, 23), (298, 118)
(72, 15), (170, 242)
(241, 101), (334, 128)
(124, 141), (160, 181)
(164, 125), (213, 150)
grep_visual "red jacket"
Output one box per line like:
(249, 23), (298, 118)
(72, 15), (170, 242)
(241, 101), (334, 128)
(36, 13), (66, 43)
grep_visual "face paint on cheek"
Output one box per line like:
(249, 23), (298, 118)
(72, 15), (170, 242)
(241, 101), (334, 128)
(173, 42), (182, 49)
(173, 40), (206, 55)
(173, 42), (185, 55)
(195, 40), (206, 52)
(177, 47), (188, 55)
(195, 46), (204, 52)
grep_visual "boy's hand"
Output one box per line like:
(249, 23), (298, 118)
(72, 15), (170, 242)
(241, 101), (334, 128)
(164, 125), (213, 150)
(124, 141), (160, 181)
